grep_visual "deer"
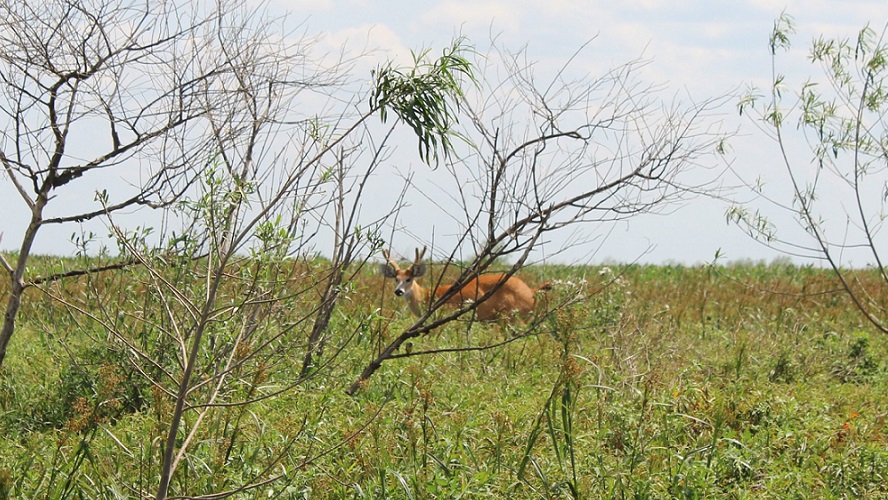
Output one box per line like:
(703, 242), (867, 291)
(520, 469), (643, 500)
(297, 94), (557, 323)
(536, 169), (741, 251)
(380, 247), (551, 322)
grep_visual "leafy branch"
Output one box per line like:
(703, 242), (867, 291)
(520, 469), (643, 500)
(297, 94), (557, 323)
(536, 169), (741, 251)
(370, 37), (476, 165)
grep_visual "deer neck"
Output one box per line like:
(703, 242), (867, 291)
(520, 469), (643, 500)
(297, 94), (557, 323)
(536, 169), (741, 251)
(406, 282), (428, 317)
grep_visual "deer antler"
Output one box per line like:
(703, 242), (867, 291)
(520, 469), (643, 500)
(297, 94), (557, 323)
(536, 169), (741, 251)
(382, 249), (400, 271)
(414, 247), (427, 266)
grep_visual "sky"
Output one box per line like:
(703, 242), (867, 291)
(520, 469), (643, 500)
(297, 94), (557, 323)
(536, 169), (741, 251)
(266, 0), (888, 265)
(3, 0), (888, 265)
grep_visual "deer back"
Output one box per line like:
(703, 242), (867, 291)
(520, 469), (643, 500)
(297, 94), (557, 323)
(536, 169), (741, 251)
(434, 274), (536, 321)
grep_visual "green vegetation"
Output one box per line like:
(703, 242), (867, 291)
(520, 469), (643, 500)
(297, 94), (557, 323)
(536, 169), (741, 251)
(0, 256), (885, 498)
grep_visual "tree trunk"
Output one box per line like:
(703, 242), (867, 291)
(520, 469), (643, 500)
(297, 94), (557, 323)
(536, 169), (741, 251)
(0, 197), (45, 369)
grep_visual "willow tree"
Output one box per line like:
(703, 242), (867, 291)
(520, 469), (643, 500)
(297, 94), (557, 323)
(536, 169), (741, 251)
(732, 14), (888, 335)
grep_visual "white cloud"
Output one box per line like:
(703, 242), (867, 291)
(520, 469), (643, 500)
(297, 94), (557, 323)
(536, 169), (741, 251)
(323, 23), (411, 64)
(419, 1), (523, 32)
(268, 0), (334, 13)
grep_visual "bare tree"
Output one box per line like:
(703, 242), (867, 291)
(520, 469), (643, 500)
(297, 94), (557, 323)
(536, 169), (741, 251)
(347, 42), (728, 394)
(731, 14), (888, 334)
(35, 27), (473, 496)
(0, 0), (282, 368)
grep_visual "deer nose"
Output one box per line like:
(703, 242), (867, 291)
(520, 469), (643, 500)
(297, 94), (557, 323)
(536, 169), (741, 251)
(394, 289), (404, 297)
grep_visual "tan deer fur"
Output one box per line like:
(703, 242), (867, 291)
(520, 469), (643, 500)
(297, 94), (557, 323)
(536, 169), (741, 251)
(380, 247), (551, 321)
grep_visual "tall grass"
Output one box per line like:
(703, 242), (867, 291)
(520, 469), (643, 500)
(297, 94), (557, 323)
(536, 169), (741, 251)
(0, 256), (886, 497)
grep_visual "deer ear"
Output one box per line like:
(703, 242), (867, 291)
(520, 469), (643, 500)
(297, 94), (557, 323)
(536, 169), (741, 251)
(380, 262), (398, 278)
(411, 263), (427, 278)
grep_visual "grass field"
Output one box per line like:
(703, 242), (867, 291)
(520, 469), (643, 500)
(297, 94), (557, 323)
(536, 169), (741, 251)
(0, 256), (886, 498)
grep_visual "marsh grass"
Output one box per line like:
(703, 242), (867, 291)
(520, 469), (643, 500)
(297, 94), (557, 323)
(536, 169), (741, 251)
(0, 257), (886, 497)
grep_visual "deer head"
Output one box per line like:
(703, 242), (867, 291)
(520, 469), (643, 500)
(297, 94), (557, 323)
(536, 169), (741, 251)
(381, 247), (428, 316)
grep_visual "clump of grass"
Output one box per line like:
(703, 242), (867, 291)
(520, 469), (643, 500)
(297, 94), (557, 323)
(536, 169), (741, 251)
(830, 332), (882, 383)
(1, 342), (146, 434)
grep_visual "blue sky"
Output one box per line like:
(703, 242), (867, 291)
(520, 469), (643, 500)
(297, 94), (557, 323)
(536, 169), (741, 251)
(4, 1), (888, 265)
(262, 0), (888, 265)
(272, 1), (885, 96)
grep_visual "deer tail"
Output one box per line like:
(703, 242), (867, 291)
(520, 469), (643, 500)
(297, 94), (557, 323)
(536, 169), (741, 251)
(534, 282), (553, 294)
